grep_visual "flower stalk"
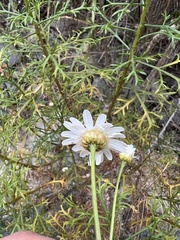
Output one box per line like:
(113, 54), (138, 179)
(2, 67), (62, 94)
(90, 144), (102, 240)
(109, 161), (126, 240)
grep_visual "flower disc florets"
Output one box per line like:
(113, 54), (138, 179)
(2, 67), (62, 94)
(81, 129), (107, 151)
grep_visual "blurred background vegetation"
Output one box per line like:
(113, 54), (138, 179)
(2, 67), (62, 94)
(0, 0), (179, 239)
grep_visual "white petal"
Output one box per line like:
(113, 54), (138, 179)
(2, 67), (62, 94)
(95, 114), (107, 127)
(63, 121), (73, 130)
(69, 125), (86, 135)
(113, 133), (125, 138)
(108, 133), (126, 138)
(80, 149), (90, 157)
(108, 139), (128, 153)
(61, 131), (78, 138)
(103, 148), (112, 160)
(105, 127), (124, 135)
(101, 123), (113, 130)
(125, 144), (136, 156)
(83, 110), (93, 129)
(62, 139), (77, 146)
(72, 144), (83, 152)
(95, 152), (104, 165)
(70, 117), (84, 127)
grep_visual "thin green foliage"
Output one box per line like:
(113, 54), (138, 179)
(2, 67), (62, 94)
(0, 0), (179, 239)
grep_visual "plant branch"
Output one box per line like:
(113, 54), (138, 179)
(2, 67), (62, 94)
(33, 22), (63, 95)
(23, 0), (63, 95)
(107, 0), (150, 119)
(5, 179), (65, 205)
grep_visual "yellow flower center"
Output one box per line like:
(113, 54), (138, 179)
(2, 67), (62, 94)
(81, 129), (107, 151)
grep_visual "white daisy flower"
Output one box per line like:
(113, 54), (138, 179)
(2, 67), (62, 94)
(119, 144), (136, 163)
(61, 110), (129, 165)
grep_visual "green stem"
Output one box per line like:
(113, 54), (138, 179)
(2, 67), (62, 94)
(109, 161), (126, 240)
(107, 0), (151, 119)
(90, 144), (102, 240)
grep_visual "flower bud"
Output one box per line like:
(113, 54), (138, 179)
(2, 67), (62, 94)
(119, 144), (135, 163)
